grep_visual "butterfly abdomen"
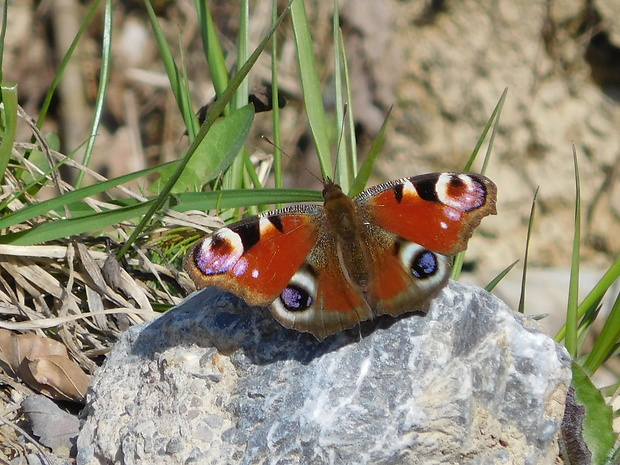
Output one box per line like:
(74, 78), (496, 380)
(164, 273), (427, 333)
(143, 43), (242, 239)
(322, 183), (372, 292)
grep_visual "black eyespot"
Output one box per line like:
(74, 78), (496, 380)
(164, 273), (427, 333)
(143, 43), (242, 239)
(411, 251), (438, 279)
(280, 285), (313, 312)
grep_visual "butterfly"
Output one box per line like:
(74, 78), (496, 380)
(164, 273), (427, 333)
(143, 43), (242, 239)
(184, 172), (497, 340)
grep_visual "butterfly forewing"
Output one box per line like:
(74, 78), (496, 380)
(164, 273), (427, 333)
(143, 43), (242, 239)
(356, 173), (497, 256)
(185, 208), (321, 305)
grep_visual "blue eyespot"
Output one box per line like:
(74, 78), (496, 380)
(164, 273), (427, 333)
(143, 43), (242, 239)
(280, 285), (313, 312)
(411, 251), (438, 279)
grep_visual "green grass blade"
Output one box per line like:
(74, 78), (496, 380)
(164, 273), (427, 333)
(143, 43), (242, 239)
(151, 104), (254, 193)
(518, 187), (539, 313)
(577, 256), (620, 321)
(178, 188), (322, 212)
(332, 3), (350, 191)
(480, 88), (507, 175)
(0, 0), (8, 83)
(0, 162), (179, 230)
(144, 0), (198, 138)
(349, 107), (392, 197)
(290, 0), (332, 176)
(0, 84), (17, 184)
(234, 1), (250, 111)
(0, 202), (158, 246)
(583, 291), (620, 375)
(451, 253), (465, 280)
(565, 145), (581, 357)
(223, 0), (251, 191)
(463, 87), (507, 172)
(271, 0), (283, 192)
(75, 0), (113, 189)
(0, 187), (322, 246)
(109, 188), (321, 212)
(341, 30), (357, 177)
(37, 0), (103, 129)
(556, 254), (620, 343)
(116, 1), (293, 259)
(178, 35), (198, 139)
(485, 260), (519, 292)
(0, 148), (70, 214)
(195, 0), (229, 100)
(452, 90), (507, 278)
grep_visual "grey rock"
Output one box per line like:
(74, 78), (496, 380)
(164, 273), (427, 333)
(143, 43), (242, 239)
(77, 281), (571, 465)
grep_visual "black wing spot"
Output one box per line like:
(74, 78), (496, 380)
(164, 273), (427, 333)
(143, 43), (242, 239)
(393, 183), (404, 203)
(413, 176), (440, 202)
(236, 220), (261, 251)
(268, 215), (285, 233)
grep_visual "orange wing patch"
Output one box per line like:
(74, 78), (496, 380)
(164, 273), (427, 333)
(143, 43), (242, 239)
(359, 173), (497, 255)
(185, 214), (319, 305)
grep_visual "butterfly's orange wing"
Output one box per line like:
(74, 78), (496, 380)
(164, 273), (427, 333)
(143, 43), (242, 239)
(356, 172), (497, 255)
(356, 173), (497, 317)
(185, 207), (321, 305)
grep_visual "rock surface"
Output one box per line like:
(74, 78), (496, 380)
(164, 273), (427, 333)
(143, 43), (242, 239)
(77, 281), (571, 465)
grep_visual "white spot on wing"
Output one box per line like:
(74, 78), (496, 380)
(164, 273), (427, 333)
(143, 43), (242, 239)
(401, 179), (416, 198)
(259, 217), (276, 234)
(232, 257), (249, 276)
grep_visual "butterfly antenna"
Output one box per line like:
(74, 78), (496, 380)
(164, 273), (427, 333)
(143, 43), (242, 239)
(332, 102), (349, 182)
(261, 135), (324, 185)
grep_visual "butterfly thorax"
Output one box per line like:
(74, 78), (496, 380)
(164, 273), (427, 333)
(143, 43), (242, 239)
(322, 180), (372, 293)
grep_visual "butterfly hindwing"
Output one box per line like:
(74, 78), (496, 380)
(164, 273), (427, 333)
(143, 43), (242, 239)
(362, 226), (453, 318)
(269, 248), (373, 340)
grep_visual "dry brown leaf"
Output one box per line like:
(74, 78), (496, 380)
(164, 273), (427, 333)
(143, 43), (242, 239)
(0, 308), (158, 330)
(117, 267), (152, 311)
(0, 329), (69, 377)
(23, 355), (89, 404)
(13, 257), (65, 299)
(15, 332), (69, 362)
(76, 242), (110, 297)
(0, 329), (89, 404)
(0, 329), (18, 377)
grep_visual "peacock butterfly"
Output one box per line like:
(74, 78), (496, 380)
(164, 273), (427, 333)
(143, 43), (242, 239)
(184, 172), (497, 340)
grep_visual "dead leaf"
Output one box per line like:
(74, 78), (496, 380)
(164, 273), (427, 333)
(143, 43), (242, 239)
(23, 355), (89, 404)
(0, 329), (68, 377)
(22, 395), (80, 457)
(0, 329), (89, 404)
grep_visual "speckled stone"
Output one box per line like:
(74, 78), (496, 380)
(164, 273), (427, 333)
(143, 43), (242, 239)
(77, 280), (571, 465)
